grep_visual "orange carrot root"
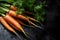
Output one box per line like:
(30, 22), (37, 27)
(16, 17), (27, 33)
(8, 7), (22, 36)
(3, 14), (29, 38)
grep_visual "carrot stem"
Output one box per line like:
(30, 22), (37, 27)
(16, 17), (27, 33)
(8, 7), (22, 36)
(0, 7), (9, 12)
(5, 14), (30, 39)
(1, 3), (10, 7)
(0, 13), (5, 16)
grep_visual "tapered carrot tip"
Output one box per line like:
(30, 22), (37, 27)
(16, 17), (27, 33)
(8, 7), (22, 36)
(23, 31), (31, 40)
(14, 32), (22, 40)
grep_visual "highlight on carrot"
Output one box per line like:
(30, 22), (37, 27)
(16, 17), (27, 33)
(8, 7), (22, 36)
(0, 16), (22, 40)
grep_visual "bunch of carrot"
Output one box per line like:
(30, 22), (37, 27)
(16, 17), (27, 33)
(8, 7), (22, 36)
(0, 2), (43, 40)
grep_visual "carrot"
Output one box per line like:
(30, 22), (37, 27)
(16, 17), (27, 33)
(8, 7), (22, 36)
(16, 15), (43, 29)
(0, 7), (42, 29)
(10, 5), (17, 11)
(3, 14), (29, 38)
(0, 17), (15, 32)
(8, 10), (29, 21)
(0, 7), (29, 23)
(0, 17), (22, 40)
(8, 10), (40, 27)
(9, 10), (32, 25)
(8, 10), (31, 25)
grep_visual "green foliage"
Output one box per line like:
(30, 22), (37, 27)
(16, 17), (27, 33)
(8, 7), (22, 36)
(34, 1), (45, 22)
(0, 0), (46, 22)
